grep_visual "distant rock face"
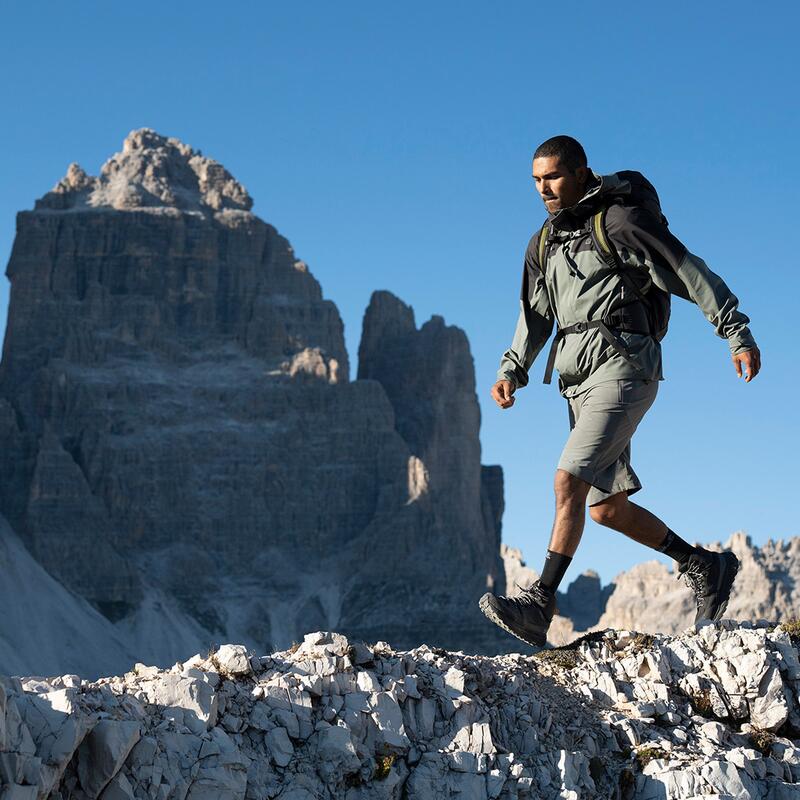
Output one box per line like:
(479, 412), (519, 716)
(0, 130), (508, 676)
(357, 291), (507, 643)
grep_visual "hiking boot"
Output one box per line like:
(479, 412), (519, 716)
(677, 549), (740, 624)
(479, 579), (556, 647)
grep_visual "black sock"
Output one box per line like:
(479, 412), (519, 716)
(657, 528), (700, 565)
(539, 549), (572, 593)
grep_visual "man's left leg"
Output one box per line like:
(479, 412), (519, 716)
(589, 493), (669, 549)
(589, 491), (740, 623)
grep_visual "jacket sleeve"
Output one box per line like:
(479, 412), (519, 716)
(496, 236), (555, 389)
(605, 205), (757, 355)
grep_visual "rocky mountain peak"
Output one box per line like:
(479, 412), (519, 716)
(36, 128), (253, 214)
(0, 132), (509, 669)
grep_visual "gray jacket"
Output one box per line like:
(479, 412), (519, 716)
(497, 172), (757, 397)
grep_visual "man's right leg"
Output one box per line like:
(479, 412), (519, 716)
(478, 468), (592, 647)
(480, 381), (631, 646)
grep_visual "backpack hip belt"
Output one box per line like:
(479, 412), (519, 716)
(542, 308), (651, 385)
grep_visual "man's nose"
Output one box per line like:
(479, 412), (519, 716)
(540, 180), (551, 196)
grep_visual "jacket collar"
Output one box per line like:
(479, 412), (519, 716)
(547, 170), (630, 231)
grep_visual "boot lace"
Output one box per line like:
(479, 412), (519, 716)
(677, 558), (712, 611)
(511, 579), (551, 608)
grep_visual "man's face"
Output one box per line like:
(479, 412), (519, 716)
(532, 155), (589, 213)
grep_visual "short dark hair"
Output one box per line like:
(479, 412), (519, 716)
(533, 135), (587, 172)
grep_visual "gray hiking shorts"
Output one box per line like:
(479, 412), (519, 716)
(557, 378), (658, 507)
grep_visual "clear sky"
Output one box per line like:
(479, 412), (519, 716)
(1, 2), (798, 588)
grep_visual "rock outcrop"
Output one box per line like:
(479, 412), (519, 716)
(0, 130), (508, 678)
(2, 624), (800, 799)
(356, 291), (506, 646)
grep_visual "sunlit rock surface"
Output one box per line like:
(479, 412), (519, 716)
(2, 625), (799, 798)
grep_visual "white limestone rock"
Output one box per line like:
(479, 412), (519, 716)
(312, 723), (360, 783)
(212, 645), (251, 678)
(0, 786), (38, 799)
(265, 727), (293, 767)
(138, 675), (218, 736)
(368, 692), (410, 752)
(97, 771), (135, 800)
(700, 759), (761, 798)
(753, 666), (790, 731)
(1, 624), (799, 798)
(77, 719), (141, 798)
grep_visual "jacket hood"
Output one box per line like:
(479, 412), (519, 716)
(548, 170), (631, 231)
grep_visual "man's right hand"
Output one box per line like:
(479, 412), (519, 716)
(732, 346), (761, 382)
(491, 380), (516, 409)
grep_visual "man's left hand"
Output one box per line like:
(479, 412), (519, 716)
(733, 346), (761, 382)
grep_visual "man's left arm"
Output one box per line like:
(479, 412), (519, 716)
(605, 204), (761, 381)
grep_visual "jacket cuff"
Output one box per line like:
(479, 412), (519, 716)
(728, 329), (757, 355)
(496, 370), (522, 390)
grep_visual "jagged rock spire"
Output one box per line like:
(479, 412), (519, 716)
(36, 128), (253, 213)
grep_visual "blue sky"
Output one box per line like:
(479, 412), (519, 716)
(1, 2), (797, 587)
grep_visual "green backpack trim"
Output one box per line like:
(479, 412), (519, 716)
(591, 209), (614, 264)
(536, 210), (616, 274)
(537, 221), (549, 271)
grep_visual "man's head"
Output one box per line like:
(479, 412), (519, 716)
(532, 135), (590, 213)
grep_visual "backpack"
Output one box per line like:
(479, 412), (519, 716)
(536, 170), (671, 342)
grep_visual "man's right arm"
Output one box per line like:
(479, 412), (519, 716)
(496, 237), (555, 391)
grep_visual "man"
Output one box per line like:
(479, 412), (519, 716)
(479, 135), (761, 648)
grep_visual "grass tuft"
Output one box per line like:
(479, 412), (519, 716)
(374, 754), (395, 780)
(779, 618), (800, 646)
(631, 633), (656, 651)
(635, 746), (668, 769)
(749, 727), (775, 756)
(688, 688), (715, 718)
(533, 648), (580, 669)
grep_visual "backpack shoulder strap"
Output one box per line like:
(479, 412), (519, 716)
(590, 208), (618, 270)
(537, 221), (549, 272)
(591, 206), (654, 305)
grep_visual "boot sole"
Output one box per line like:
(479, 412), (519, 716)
(478, 592), (547, 648)
(710, 552), (740, 622)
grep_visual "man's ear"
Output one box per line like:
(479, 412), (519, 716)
(575, 165), (589, 185)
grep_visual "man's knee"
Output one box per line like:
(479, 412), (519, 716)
(554, 469), (591, 507)
(589, 492), (628, 526)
